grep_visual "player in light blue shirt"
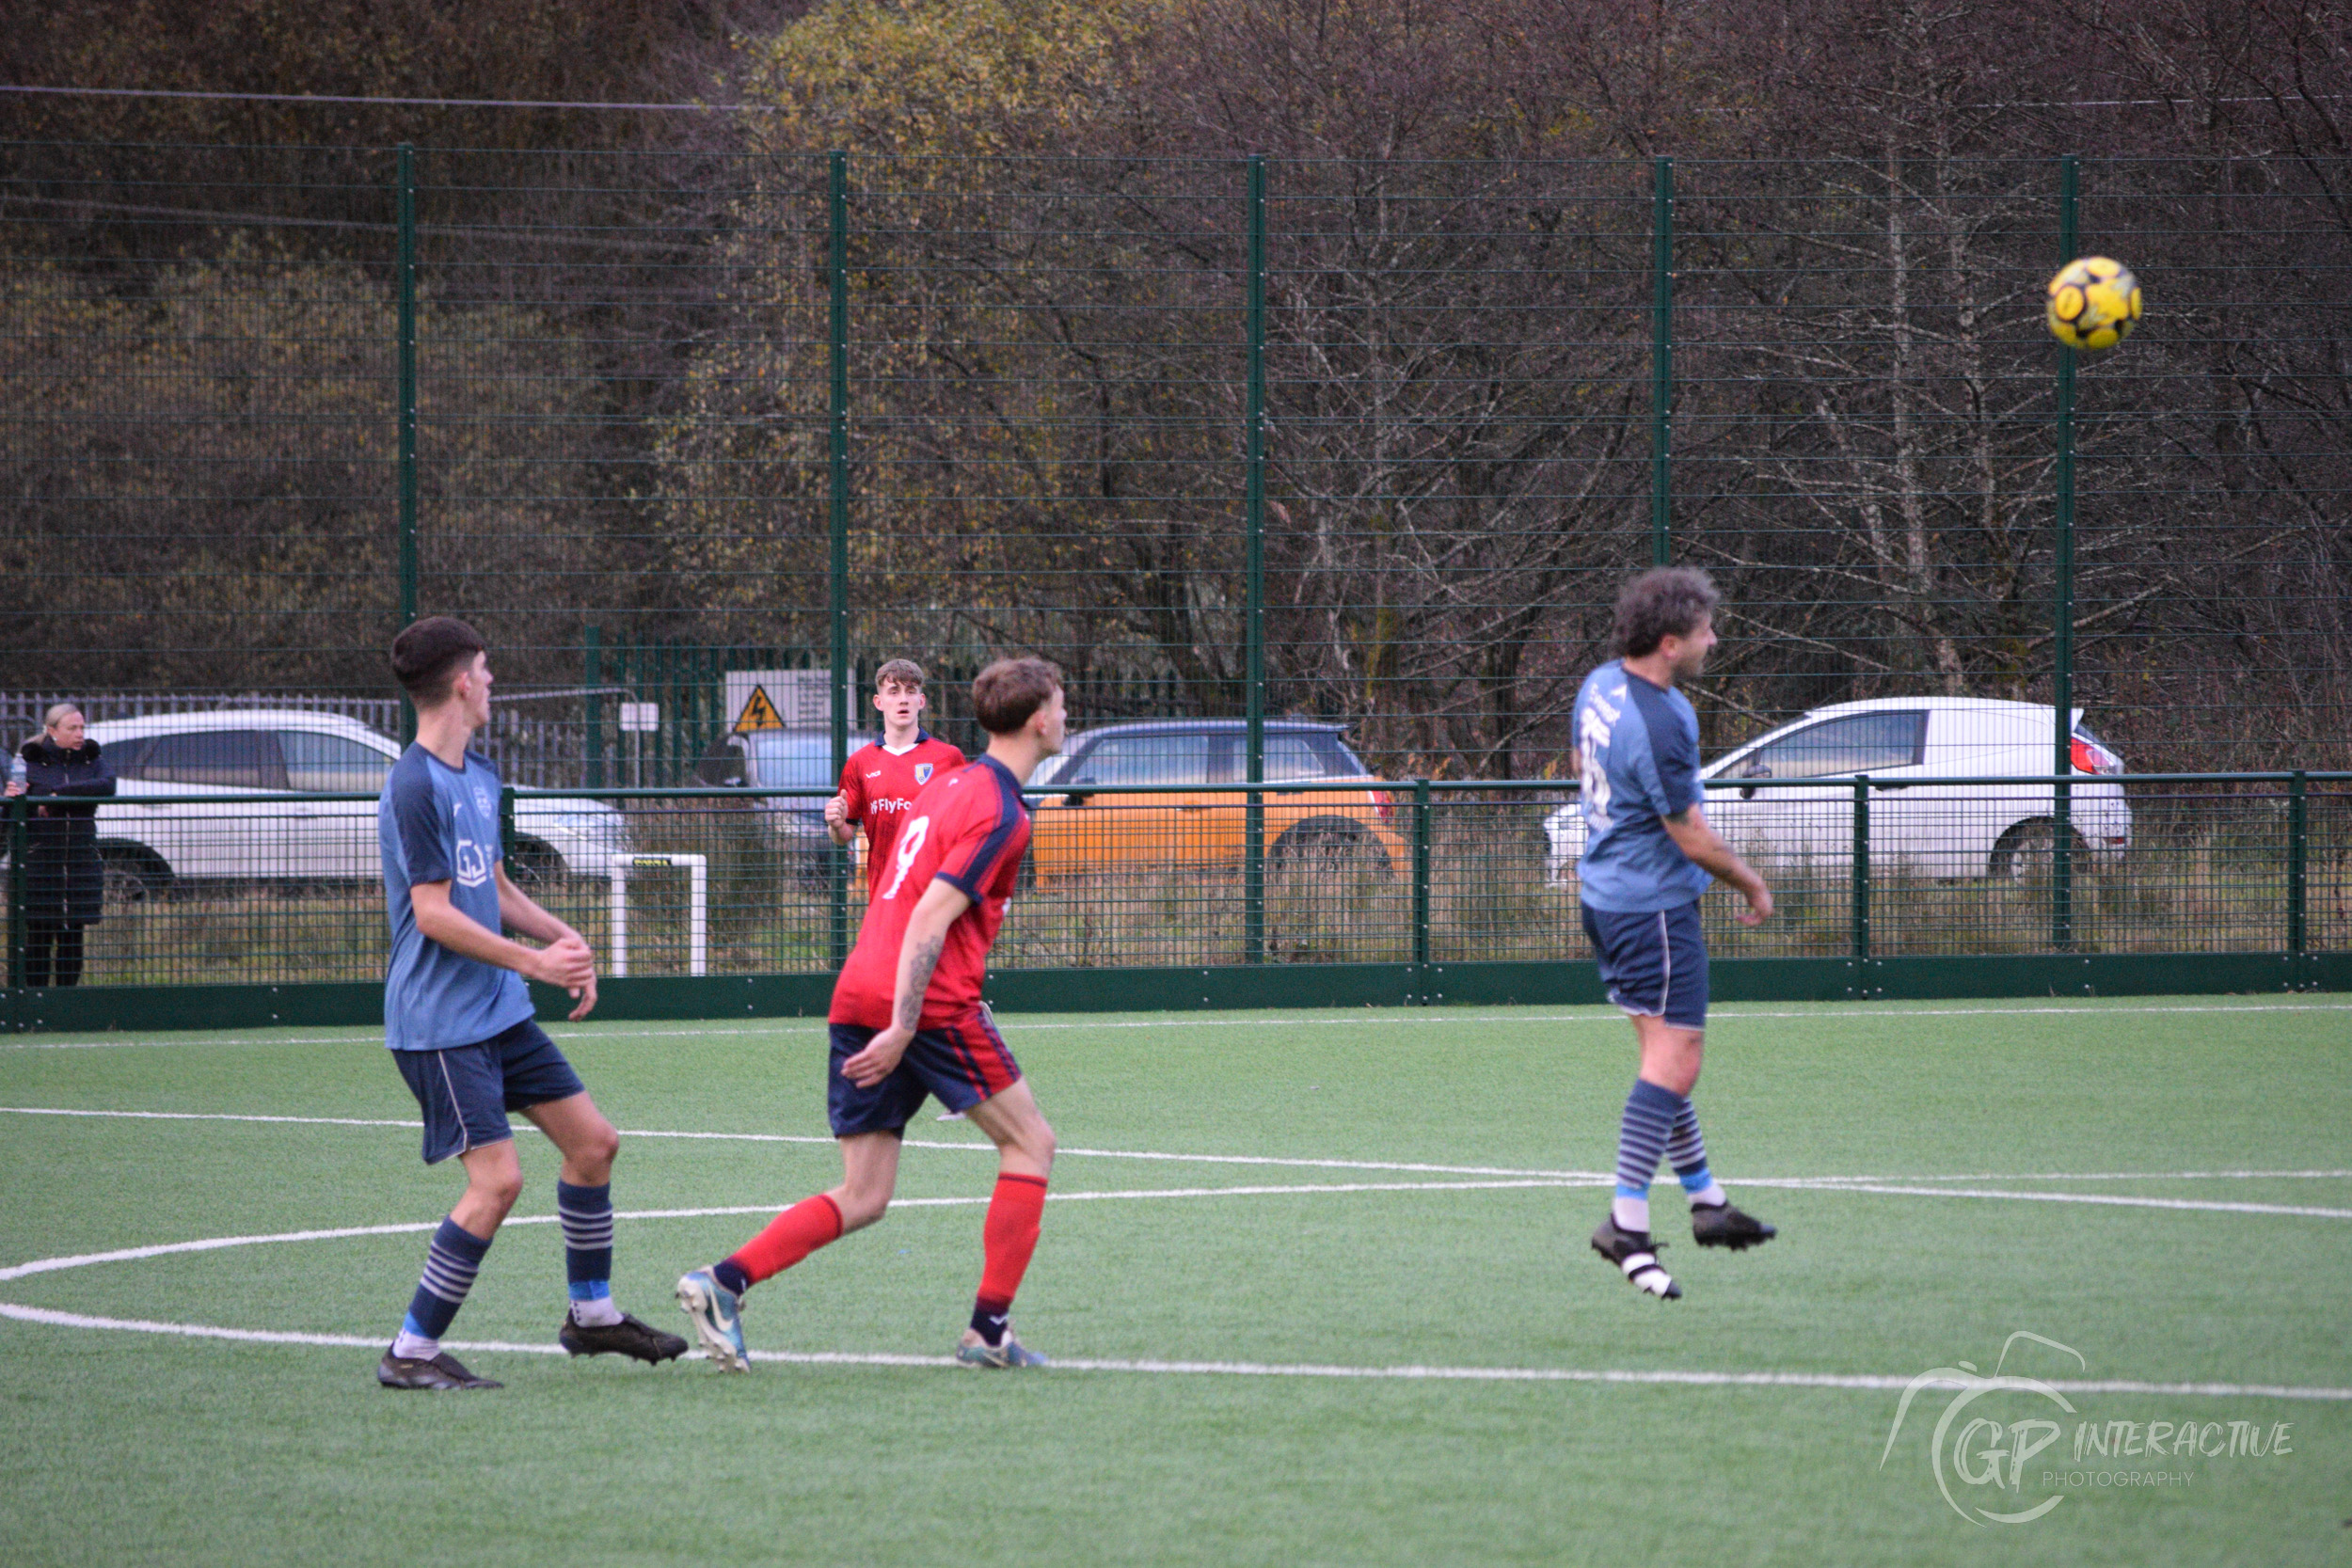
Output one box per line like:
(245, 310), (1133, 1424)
(380, 742), (533, 1051)
(373, 616), (685, 1389)
(1571, 569), (1777, 1302)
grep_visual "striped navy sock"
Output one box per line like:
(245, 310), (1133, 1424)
(398, 1216), (492, 1353)
(1668, 1100), (1726, 1205)
(557, 1180), (620, 1326)
(1613, 1079), (1685, 1233)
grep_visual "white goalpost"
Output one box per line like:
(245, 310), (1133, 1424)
(607, 853), (708, 977)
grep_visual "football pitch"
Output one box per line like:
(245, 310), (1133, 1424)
(1, 997), (2346, 1567)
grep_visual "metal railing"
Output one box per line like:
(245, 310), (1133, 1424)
(7, 771), (2344, 993)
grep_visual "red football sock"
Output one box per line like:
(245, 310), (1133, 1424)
(973, 1172), (1049, 1318)
(727, 1193), (844, 1286)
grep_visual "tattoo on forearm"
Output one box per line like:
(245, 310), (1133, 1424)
(896, 929), (946, 1031)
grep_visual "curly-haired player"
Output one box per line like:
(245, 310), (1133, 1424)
(1574, 570), (1779, 1302)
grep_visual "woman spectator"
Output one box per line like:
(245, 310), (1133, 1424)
(6, 703), (117, 987)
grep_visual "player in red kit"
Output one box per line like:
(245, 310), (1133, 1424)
(825, 657), (965, 898)
(677, 657), (1066, 1371)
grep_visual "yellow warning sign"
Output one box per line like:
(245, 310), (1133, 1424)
(731, 684), (785, 734)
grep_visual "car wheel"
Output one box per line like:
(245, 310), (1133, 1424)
(506, 837), (566, 889)
(97, 843), (173, 906)
(1268, 816), (1394, 879)
(1988, 818), (2092, 881)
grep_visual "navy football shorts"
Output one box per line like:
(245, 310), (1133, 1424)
(827, 1012), (1023, 1138)
(1581, 899), (1709, 1030)
(391, 1019), (586, 1164)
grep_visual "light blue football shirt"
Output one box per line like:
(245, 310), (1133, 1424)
(1573, 661), (1715, 912)
(378, 745), (532, 1051)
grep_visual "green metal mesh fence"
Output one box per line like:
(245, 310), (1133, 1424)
(8, 776), (2344, 990)
(3, 141), (2347, 995)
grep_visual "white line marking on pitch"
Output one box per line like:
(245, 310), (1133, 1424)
(1, 1302), (2344, 1403)
(0, 1106), (424, 1130)
(1739, 1180), (2352, 1220)
(0, 1182), (1589, 1284)
(1776, 1169), (2352, 1183)
(0, 1106), (1613, 1179)
(6, 1107), (2346, 1204)
(8, 999), (2348, 1050)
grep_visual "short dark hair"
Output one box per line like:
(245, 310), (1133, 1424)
(1612, 568), (1721, 658)
(971, 657), (1062, 736)
(391, 616), (487, 706)
(874, 657), (928, 690)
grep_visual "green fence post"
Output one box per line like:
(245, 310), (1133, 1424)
(499, 784), (516, 868)
(2287, 769), (2308, 958)
(1851, 776), (1871, 962)
(395, 142), (420, 746)
(6, 797), (25, 989)
(2052, 153), (2078, 951)
(827, 149), (852, 970)
(583, 624), (604, 790)
(1244, 153), (1268, 965)
(613, 636), (633, 790)
(1411, 780), (1432, 987)
(1650, 155), (1674, 568)
(656, 639), (672, 785)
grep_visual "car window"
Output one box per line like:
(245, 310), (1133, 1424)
(1735, 711), (1926, 780)
(1069, 734), (1214, 786)
(278, 731), (393, 792)
(135, 730), (289, 789)
(1264, 734), (1346, 782)
(1320, 734), (1370, 776)
(99, 736), (154, 777)
(745, 732), (836, 790)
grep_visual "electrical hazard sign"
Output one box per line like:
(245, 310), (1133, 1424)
(731, 684), (786, 734)
(723, 668), (828, 732)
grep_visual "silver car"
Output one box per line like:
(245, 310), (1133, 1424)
(1544, 698), (2132, 885)
(78, 710), (630, 895)
(693, 727), (843, 878)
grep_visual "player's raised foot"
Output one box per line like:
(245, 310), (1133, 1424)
(675, 1268), (751, 1372)
(956, 1325), (1048, 1368)
(376, 1346), (501, 1390)
(1590, 1215), (1681, 1301)
(1691, 1201), (1777, 1251)
(560, 1310), (690, 1364)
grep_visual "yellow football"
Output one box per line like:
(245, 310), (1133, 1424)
(2047, 255), (2141, 353)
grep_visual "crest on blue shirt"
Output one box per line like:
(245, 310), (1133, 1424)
(473, 786), (491, 816)
(914, 763), (933, 785)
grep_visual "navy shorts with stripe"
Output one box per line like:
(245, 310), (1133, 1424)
(390, 1019), (586, 1164)
(1581, 898), (1709, 1029)
(828, 1012), (1023, 1137)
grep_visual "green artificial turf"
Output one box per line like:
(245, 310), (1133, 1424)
(1, 996), (2346, 1566)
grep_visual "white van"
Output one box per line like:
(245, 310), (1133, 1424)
(1544, 698), (2131, 885)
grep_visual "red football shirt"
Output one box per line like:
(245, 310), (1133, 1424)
(837, 732), (966, 898)
(830, 755), (1031, 1031)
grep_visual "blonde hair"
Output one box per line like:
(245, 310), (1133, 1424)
(42, 702), (82, 732)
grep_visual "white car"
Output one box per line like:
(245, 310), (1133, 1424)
(1543, 698), (2131, 885)
(74, 710), (631, 895)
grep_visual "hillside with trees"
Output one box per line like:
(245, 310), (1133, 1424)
(4, 0), (2346, 768)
